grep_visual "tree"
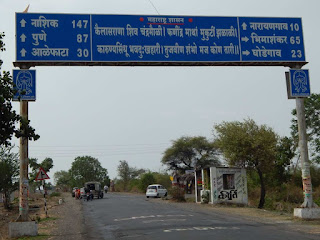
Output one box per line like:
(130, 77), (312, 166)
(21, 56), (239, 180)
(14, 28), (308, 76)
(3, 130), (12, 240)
(213, 119), (278, 209)
(54, 170), (72, 191)
(273, 136), (296, 185)
(291, 93), (320, 163)
(117, 160), (145, 191)
(69, 156), (108, 187)
(139, 172), (156, 192)
(0, 146), (19, 209)
(153, 172), (172, 190)
(161, 136), (220, 172)
(0, 33), (39, 146)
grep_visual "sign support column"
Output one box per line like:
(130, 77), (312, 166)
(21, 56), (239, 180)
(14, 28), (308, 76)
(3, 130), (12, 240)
(293, 65), (320, 219)
(295, 96), (315, 207)
(18, 65), (29, 222)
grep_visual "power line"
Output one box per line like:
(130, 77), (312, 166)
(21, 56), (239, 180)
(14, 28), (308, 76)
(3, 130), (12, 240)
(147, 0), (160, 15)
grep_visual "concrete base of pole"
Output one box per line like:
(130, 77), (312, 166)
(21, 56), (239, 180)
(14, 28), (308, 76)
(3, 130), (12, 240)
(8, 221), (38, 238)
(294, 208), (320, 219)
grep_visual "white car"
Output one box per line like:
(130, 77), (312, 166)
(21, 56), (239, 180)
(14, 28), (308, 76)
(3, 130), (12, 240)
(146, 184), (168, 198)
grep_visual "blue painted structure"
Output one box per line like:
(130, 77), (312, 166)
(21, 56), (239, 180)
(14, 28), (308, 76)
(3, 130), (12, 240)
(289, 69), (310, 97)
(16, 13), (305, 64)
(13, 69), (36, 101)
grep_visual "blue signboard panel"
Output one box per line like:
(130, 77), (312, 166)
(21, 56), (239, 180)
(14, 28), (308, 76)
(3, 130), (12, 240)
(16, 14), (91, 61)
(239, 17), (305, 62)
(16, 13), (305, 63)
(289, 69), (310, 97)
(13, 69), (36, 101)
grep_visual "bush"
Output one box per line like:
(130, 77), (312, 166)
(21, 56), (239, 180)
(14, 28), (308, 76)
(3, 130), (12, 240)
(313, 186), (320, 206)
(154, 172), (172, 190)
(139, 172), (156, 192)
(50, 192), (61, 197)
(169, 186), (185, 202)
(129, 179), (141, 192)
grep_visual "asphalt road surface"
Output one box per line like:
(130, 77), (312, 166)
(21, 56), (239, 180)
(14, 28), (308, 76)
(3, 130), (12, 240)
(82, 192), (318, 240)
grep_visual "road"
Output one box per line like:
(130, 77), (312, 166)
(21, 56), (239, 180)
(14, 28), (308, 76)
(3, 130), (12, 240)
(82, 192), (318, 240)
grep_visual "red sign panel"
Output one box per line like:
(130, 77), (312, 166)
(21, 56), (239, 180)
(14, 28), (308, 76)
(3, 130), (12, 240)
(35, 167), (50, 181)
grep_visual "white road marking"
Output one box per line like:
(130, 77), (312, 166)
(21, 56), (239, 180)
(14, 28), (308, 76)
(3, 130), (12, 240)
(114, 214), (193, 222)
(143, 218), (186, 223)
(164, 226), (240, 233)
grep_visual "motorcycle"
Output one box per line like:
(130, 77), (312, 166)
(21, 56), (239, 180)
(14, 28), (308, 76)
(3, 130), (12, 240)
(85, 191), (93, 201)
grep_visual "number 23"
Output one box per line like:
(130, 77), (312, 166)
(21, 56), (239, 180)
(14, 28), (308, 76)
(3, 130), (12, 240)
(291, 50), (302, 58)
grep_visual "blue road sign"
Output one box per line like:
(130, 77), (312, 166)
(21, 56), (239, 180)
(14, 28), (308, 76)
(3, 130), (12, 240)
(289, 69), (310, 97)
(15, 13), (305, 64)
(13, 69), (36, 101)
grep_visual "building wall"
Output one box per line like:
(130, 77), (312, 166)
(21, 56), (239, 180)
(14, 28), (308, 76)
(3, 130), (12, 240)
(210, 167), (248, 205)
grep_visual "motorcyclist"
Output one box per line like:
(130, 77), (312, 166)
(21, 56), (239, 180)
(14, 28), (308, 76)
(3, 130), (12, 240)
(85, 187), (93, 201)
(104, 185), (108, 193)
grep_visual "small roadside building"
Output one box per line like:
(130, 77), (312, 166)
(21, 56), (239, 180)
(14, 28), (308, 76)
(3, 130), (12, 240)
(195, 167), (248, 205)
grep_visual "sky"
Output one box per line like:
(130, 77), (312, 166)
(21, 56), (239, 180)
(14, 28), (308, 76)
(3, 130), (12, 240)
(1, 0), (319, 182)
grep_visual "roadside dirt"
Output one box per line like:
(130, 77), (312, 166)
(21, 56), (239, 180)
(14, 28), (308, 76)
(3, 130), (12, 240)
(0, 192), (86, 240)
(47, 192), (86, 240)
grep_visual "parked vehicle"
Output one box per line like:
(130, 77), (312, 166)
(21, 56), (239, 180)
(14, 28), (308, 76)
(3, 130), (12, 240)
(146, 184), (167, 198)
(84, 182), (104, 199)
(72, 187), (79, 197)
(80, 187), (86, 199)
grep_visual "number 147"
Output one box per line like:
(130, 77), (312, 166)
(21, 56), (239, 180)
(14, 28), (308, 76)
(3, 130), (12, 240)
(72, 20), (88, 29)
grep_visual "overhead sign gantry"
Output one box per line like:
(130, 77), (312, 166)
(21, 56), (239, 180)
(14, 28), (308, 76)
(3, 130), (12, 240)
(14, 12), (319, 220)
(15, 13), (306, 67)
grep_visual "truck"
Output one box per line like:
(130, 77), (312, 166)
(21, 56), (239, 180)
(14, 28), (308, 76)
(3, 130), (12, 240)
(84, 181), (104, 199)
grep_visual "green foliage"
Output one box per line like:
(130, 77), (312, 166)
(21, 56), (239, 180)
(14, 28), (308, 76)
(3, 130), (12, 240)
(291, 93), (320, 163)
(162, 136), (220, 172)
(114, 171), (171, 193)
(49, 192), (61, 197)
(0, 32), (39, 147)
(128, 179), (140, 192)
(0, 146), (19, 209)
(272, 137), (295, 185)
(139, 172), (156, 192)
(16, 234), (49, 240)
(117, 160), (145, 191)
(314, 186), (320, 206)
(117, 160), (130, 191)
(153, 172), (172, 190)
(100, 177), (110, 188)
(310, 165), (320, 187)
(54, 170), (71, 188)
(69, 156), (108, 187)
(214, 119), (278, 208)
(289, 165), (320, 189)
